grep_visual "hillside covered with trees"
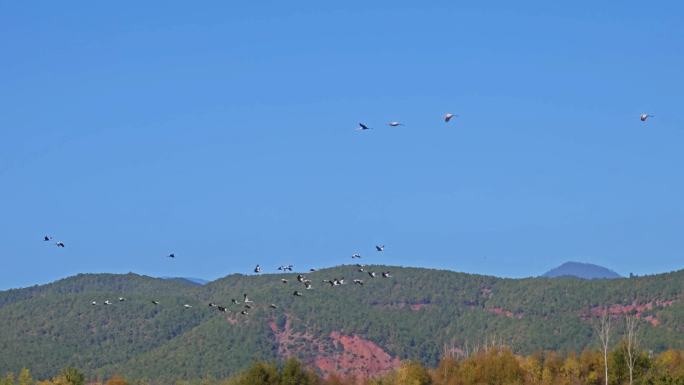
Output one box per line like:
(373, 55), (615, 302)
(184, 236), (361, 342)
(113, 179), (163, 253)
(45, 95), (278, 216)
(0, 266), (681, 382)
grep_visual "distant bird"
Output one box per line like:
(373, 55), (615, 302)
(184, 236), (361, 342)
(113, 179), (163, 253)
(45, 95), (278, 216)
(640, 113), (654, 122)
(183, 304), (192, 309)
(281, 278), (289, 284)
(388, 121), (403, 127)
(243, 294), (253, 303)
(358, 123), (371, 131)
(104, 300), (111, 305)
(338, 277), (345, 285)
(118, 297), (125, 302)
(352, 253), (362, 259)
(368, 271), (377, 278)
(293, 291), (303, 297)
(91, 301), (97, 306)
(55, 241), (65, 248)
(231, 299), (240, 305)
(297, 274), (305, 283)
(358, 268), (365, 272)
(43, 235), (53, 242)
(151, 300), (159, 305)
(244, 304), (252, 309)
(353, 279), (364, 285)
(167, 253), (175, 258)
(444, 113), (458, 122)
(375, 245), (384, 252)
(254, 264), (261, 273)
(240, 310), (249, 315)
(382, 271), (392, 278)
(304, 281), (313, 290)
(324, 279), (334, 286)
(309, 268), (316, 272)
(217, 306), (227, 312)
(208, 302), (217, 307)
(270, 304), (278, 309)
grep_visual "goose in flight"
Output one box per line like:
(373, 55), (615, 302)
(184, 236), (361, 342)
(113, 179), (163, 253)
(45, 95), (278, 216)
(309, 268), (316, 272)
(118, 297), (125, 302)
(208, 302), (217, 307)
(640, 113), (654, 121)
(231, 299), (240, 305)
(217, 306), (227, 312)
(270, 304), (278, 309)
(293, 291), (303, 297)
(43, 235), (53, 242)
(244, 304), (252, 309)
(297, 274), (305, 283)
(382, 271), (392, 278)
(353, 279), (364, 285)
(375, 245), (384, 252)
(91, 301), (97, 306)
(243, 294), (253, 303)
(444, 113), (458, 122)
(104, 300), (112, 305)
(368, 271), (377, 278)
(304, 281), (313, 290)
(167, 253), (175, 258)
(55, 241), (65, 248)
(240, 310), (249, 315)
(388, 121), (403, 127)
(151, 300), (159, 305)
(281, 278), (289, 284)
(184, 304), (192, 309)
(254, 264), (262, 273)
(352, 253), (362, 259)
(358, 123), (371, 131)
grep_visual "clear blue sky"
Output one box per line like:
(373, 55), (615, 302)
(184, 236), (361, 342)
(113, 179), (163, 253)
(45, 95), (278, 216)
(1, 1), (683, 290)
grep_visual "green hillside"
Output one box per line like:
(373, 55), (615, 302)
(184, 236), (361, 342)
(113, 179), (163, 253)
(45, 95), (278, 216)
(0, 266), (682, 382)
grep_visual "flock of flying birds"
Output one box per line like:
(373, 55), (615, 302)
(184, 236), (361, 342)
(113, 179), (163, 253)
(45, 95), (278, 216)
(42, 112), (656, 316)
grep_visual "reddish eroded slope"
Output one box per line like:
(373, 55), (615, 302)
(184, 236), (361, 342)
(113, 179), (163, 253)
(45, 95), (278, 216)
(584, 300), (676, 326)
(487, 307), (524, 319)
(269, 315), (400, 378)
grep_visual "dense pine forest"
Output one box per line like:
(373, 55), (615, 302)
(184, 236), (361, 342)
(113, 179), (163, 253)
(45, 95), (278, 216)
(2, 348), (683, 385)
(0, 266), (682, 382)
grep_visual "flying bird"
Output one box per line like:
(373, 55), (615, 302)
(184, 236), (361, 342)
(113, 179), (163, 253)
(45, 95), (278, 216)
(640, 113), (654, 122)
(304, 281), (313, 290)
(309, 268), (316, 272)
(368, 271), (377, 278)
(208, 302), (217, 307)
(293, 291), (303, 297)
(352, 253), (362, 259)
(388, 121), (403, 127)
(243, 294), (253, 303)
(43, 235), (53, 242)
(217, 306), (227, 312)
(55, 241), (65, 248)
(167, 253), (175, 258)
(254, 264), (262, 273)
(358, 123), (371, 131)
(244, 304), (252, 309)
(151, 300), (159, 305)
(91, 301), (97, 306)
(382, 271), (392, 278)
(231, 299), (240, 305)
(118, 297), (125, 302)
(297, 274), (305, 283)
(184, 304), (192, 309)
(270, 304), (278, 309)
(240, 310), (249, 315)
(353, 279), (364, 285)
(375, 245), (385, 252)
(281, 278), (289, 284)
(444, 113), (458, 122)
(104, 300), (111, 305)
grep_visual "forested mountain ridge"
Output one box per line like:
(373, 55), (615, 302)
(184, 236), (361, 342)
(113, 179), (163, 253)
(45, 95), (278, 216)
(0, 266), (682, 381)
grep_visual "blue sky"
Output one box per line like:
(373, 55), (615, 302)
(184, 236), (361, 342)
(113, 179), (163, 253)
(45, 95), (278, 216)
(1, 1), (683, 289)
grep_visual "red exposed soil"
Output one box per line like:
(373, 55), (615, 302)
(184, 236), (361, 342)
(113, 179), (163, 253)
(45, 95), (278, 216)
(270, 315), (400, 378)
(585, 300), (675, 326)
(487, 307), (524, 319)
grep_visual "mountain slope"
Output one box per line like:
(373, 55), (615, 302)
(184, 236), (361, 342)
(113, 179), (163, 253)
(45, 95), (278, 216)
(543, 261), (622, 279)
(0, 266), (681, 382)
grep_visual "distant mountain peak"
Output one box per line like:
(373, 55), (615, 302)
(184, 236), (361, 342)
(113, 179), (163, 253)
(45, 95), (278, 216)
(542, 261), (622, 279)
